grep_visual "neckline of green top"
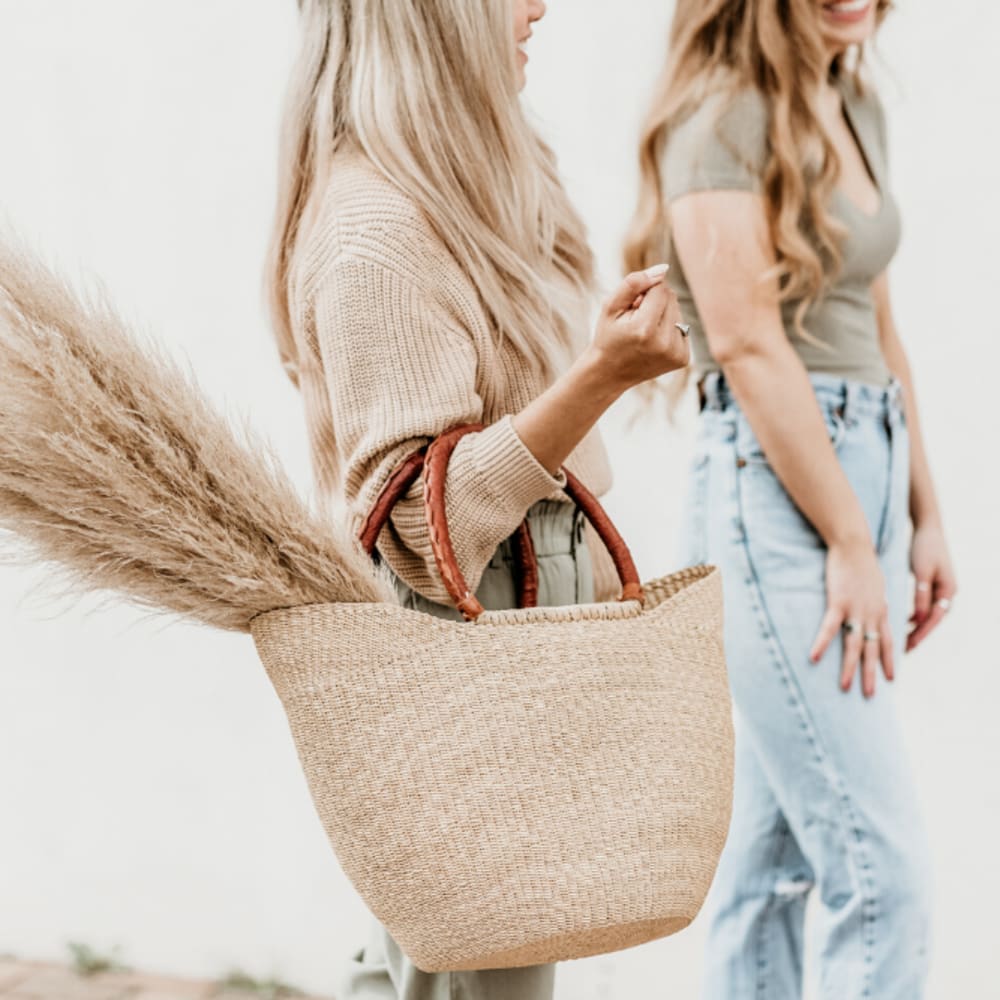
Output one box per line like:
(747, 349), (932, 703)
(836, 81), (884, 221)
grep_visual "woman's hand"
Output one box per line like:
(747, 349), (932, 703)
(508, 265), (688, 482)
(907, 518), (957, 652)
(810, 539), (894, 699)
(587, 265), (690, 393)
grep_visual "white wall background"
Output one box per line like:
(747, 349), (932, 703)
(0, 2), (997, 997)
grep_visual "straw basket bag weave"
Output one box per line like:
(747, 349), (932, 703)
(249, 423), (734, 973)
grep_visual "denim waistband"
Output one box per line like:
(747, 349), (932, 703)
(699, 369), (904, 422)
(491, 498), (583, 564)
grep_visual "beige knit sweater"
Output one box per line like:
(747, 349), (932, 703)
(287, 151), (617, 606)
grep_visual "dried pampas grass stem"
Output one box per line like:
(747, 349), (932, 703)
(0, 240), (395, 632)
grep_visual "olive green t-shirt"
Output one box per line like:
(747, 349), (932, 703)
(661, 79), (901, 387)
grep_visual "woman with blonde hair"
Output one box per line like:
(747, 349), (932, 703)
(266, 1), (690, 997)
(626, 1), (955, 996)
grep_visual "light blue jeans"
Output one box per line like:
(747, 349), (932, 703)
(677, 371), (932, 999)
(333, 498), (593, 1000)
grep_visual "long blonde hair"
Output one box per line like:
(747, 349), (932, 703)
(266, 0), (595, 390)
(624, 0), (892, 412)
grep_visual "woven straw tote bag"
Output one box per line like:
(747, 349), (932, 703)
(249, 423), (735, 973)
(0, 246), (731, 974)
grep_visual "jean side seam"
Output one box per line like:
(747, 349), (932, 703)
(873, 411), (895, 557)
(692, 450), (710, 566)
(753, 891), (774, 999)
(752, 818), (795, 999)
(730, 450), (879, 997)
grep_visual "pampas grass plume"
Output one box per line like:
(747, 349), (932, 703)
(0, 239), (396, 632)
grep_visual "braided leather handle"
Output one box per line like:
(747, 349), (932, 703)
(358, 423), (644, 621)
(357, 448), (427, 555)
(356, 439), (539, 610)
(423, 423), (644, 621)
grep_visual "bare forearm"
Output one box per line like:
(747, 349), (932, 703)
(879, 327), (940, 528)
(721, 341), (872, 549)
(511, 347), (625, 477)
(511, 266), (687, 478)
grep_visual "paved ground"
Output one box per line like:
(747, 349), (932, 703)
(0, 959), (332, 1000)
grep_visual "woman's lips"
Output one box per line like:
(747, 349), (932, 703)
(822, 0), (872, 24)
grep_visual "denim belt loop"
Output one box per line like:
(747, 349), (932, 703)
(701, 371), (726, 411)
(842, 378), (859, 426)
(877, 376), (899, 429)
(888, 377), (904, 417)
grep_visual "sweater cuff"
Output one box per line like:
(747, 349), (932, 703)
(469, 413), (568, 516)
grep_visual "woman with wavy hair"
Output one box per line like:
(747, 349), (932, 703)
(626, 1), (954, 996)
(266, 1), (689, 997)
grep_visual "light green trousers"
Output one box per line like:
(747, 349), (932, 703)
(332, 499), (593, 1000)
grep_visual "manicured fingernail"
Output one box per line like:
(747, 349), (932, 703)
(644, 263), (669, 279)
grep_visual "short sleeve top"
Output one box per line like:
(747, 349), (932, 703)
(661, 79), (901, 386)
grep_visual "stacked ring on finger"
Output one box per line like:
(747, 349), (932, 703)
(842, 620), (861, 634)
(936, 597), (952, 612)
(863, 631), (880, 642)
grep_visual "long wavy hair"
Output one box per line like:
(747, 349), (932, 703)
(624, 0), (893, 414)
(266, 0), (595, 391)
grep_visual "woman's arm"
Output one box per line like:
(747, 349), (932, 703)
(511, 268), (688, 474)
(671, 188), (894, 697)
(872, 273), (939, 526)
(311, 251), (685, 606)
(872, 272), (957, 650)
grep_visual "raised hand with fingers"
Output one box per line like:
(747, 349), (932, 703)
(507, 264), (690, 510)
(592, 264), (691, 391)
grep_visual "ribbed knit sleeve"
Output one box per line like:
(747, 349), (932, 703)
(309, 250), (569, 605)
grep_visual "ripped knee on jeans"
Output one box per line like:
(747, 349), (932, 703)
(773, 877), (814, 899)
